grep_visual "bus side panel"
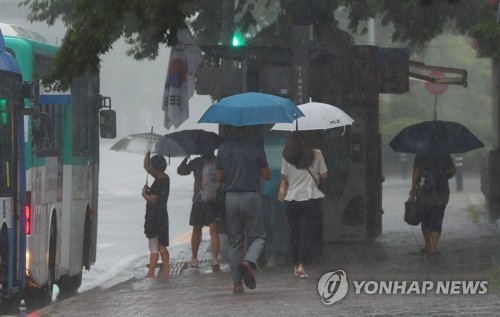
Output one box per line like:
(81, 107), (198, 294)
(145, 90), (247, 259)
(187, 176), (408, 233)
(68, 164), (93, 275)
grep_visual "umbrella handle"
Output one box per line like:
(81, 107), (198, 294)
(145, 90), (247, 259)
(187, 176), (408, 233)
(145, 126), (154, 185)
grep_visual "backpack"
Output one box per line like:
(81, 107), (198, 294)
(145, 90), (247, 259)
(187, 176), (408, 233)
(200, 160), (220, 203)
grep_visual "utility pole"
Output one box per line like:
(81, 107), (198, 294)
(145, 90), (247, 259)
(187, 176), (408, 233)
(216, 0), (235, 259)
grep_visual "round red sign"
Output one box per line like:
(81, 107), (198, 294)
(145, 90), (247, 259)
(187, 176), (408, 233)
(425, 71), (448, 95)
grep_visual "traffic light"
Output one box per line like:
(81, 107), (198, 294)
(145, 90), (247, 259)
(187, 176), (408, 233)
(232, 30), (245, 47)
(0, 97), (7, 124)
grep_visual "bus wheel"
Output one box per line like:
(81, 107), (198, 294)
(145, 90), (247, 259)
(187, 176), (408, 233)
(57, 272), (82, 300)
(0, 296), (21, 314)
(83, 211), (91, 270)
(25, 218), (56, 311)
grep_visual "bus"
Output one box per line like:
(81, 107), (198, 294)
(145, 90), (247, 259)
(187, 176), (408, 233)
(0, 27), (26, 312)
(0, 23), (116, 310)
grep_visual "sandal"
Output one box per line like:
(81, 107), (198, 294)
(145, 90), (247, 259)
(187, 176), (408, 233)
(296, 267), (309, 279)
(211, 259), (220, 272)
(427, 249), (441, 256)
(189, 259), (199, 268)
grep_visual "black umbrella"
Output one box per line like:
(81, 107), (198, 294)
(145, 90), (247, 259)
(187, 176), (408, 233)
(155, 129), (224, 157)
(389, 120), (484, 155)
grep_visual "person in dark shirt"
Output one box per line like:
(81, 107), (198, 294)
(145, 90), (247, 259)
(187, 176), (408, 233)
(142, 152), (170, 278)
(216, 127), (271, 294)
(410, 154), (455, 256)
(177, 152), (220, 272)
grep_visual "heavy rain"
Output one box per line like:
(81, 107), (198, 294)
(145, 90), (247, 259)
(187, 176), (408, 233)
(1, 0), (500, 316)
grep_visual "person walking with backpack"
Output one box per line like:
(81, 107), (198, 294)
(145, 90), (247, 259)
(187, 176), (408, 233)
(177, 151), (221, 272)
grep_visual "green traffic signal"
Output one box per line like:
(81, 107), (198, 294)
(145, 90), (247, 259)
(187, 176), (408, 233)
(232, 30), (245, 47)
(0, 98), (7, 124)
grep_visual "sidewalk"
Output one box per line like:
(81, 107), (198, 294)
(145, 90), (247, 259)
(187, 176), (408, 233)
(33, 177), (500, 316)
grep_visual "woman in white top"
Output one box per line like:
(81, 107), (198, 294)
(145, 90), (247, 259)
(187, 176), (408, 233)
(281, 133), (328, 279)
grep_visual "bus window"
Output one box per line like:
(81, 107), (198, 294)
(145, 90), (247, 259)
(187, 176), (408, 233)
(34, 104), (62, 157)
(72, 74), (98, 157)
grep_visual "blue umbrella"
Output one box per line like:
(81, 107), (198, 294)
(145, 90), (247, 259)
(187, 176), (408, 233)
(198, 92), (304, 126)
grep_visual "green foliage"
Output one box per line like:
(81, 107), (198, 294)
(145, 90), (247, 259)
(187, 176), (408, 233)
(19, 0), (500, 94)
(20, 0), (191, 90)
(471, 19), (500, 58)
(344, 0), (498, 56)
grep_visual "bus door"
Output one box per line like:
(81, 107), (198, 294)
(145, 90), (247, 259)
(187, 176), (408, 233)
(0, 69), (26, 298)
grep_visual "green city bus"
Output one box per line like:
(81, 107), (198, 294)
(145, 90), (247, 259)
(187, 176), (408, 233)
(0, 22), (115, 310)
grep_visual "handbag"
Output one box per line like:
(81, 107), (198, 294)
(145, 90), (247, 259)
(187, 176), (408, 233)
(278, 179), (288, 202)
(214, 184), (226, 224)
(404, 196), (421, 226)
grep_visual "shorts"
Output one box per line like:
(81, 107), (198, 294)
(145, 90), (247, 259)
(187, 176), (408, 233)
(189, 201), (218, 226)
(420, 204), (446, 233)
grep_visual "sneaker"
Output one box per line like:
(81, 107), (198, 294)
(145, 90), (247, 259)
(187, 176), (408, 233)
(296, 267), (309, 279)
(239, 260), (256, 289)
(233, 283), (244, 295)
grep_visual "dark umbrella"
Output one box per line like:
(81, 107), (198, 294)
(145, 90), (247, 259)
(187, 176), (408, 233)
(155, 129), (224, 157)
(389, 120), (484, 155)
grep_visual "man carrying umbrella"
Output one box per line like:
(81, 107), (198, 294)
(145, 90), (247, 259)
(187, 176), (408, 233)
(215, 126), (271, 294)
(199, 92), (303, 294)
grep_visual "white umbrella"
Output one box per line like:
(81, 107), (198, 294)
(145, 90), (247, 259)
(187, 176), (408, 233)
(271, 101), (354, 131)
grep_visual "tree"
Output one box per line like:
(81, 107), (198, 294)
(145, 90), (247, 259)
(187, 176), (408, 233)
(345, 0), (499, 57)
(23, 0), (499, 85)
(21, 0), (274, 89)
(21, 0), (191, 89)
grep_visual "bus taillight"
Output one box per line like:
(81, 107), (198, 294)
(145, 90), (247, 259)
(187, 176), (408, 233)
(25, 191), (31, 235)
